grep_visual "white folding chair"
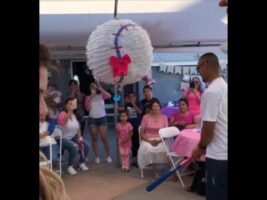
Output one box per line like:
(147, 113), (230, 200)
(159, 126), (185, 188)
(40, 136), (56, 170)
(138, 126), (145, 178)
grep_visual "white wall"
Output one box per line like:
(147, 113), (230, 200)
(154, 46), (225, 54)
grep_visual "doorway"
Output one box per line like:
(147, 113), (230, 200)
(71, 60), (95, 95)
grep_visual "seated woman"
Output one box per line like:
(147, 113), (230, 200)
(137, 98), (169, 179)
(169, 98), (198, 131)
(57, 97), (89, 175)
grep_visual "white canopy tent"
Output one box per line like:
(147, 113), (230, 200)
(40, 0), (227, 58)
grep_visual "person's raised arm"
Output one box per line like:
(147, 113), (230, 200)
(97, 85), (111, 99)
(130, 100), (142, 115)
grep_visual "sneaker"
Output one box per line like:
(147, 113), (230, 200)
(67, 166), (77, 175)
(95, 157), (101, 164)
(79, 163), (89, 171)
(106, 156), (113, 163)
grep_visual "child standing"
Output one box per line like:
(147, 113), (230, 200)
(115, 111), (133, 171)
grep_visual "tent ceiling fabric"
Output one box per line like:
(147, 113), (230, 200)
(40, 0), (227, 49)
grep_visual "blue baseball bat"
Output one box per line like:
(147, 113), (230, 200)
(146, 158), (192, 192)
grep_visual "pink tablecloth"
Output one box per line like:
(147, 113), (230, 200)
(171, 128), (205, 161)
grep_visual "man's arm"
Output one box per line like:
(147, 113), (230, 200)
(198, 121), (215, 148)
(192, 121), (215, 158)
(97, 85), (112, 99)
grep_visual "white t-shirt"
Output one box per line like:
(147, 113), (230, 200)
(40, 121), (48, 134)
(201, 77), (227, 160)
(88, 94), (106, 118)
(39, 121), (56, 146)
(57, 114), (80, 140)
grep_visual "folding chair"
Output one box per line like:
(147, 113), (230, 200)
(40, 136), (56, 170)
(159, 126), (186, 188)
(138, 126), (145, 178)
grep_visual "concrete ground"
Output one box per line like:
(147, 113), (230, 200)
(60, 125), (205, 200)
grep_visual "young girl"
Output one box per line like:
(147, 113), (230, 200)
(115, 111), (133, 171)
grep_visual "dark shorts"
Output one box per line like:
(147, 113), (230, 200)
(88, 116), (107, 128)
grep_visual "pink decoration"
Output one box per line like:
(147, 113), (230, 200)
(109, 54), (131, 77)
(142, 75), (155, 87)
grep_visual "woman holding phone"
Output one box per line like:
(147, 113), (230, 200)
(85, 82), (112, 164)
(57, 97), (90, 175)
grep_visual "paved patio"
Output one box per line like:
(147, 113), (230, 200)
(61, 126), (205, 200)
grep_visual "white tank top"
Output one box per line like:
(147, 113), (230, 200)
(58, 115), (80, 140)
(89, 95), (106, 118)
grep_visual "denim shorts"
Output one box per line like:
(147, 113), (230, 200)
(88, 116), (107, 128)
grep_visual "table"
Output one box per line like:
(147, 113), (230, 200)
(160, 107), (178, 118)
(171, 128), (205, 161)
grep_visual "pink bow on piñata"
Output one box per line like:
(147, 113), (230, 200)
(109, 54), (131, 77)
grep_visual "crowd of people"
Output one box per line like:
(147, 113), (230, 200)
(39, 44), (227, 200)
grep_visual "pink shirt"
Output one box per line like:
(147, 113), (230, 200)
(172, 112), (195, 125)
(183, 89), (202, 116)
(141, 114), (168, 139)
(115, 122), (133, 148)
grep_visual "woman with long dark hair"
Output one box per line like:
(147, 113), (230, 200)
(183, 76), (204, 117)
(85, 82), (112, 164)
(57, 97), (90, 175)
(169, 98), (198, 131)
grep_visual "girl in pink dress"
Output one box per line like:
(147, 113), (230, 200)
(115, 111), (133, 171)
(183, 77), (204, 117)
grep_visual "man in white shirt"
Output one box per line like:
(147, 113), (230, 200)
(192, 52), (228, 200)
